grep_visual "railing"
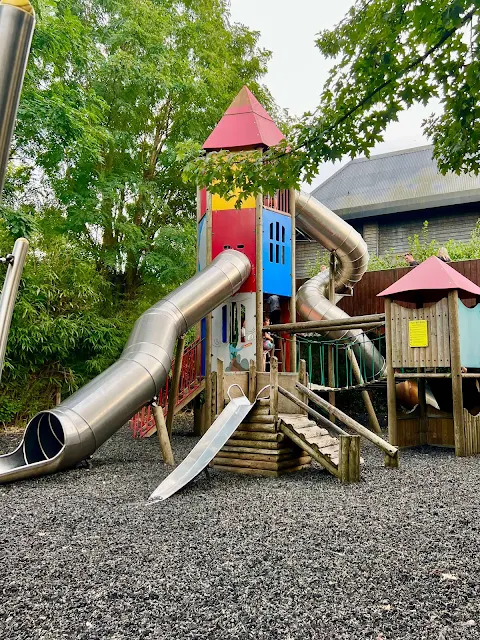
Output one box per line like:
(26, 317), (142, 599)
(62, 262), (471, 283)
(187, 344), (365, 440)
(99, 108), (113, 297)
(263, 189), (290, 214)
(130, 337), (204, 438)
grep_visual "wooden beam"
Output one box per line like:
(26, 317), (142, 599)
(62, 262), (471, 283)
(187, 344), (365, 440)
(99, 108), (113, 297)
(289, 188), (297, 371)
(266, 314), (385, 333)
(215, 358), (224, 415)
(384, 298), (398, 447)
(328, 251), (336, 423)
(448, 289), (465, 456)
(347, 348), (382, 435)
(204, 189), (213, 434)
(166, 334), (186, 438)
(295, 381), (399, 461)
(395, 372), (480, 379)
(152, 403), (175, 466)
(248, 359), (256, 403)
(255, 193), (264, 370)
(270, 355), (279, 418)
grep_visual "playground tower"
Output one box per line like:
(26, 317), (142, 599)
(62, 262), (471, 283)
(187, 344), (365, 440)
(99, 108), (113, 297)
(198, 87), (297, 427)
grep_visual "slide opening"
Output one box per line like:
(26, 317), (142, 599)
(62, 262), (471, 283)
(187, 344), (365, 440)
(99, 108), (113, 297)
(23, 413), (65, 464)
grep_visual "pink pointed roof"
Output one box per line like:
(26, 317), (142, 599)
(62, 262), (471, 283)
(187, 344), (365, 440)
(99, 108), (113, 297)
(378, 256), (480, 301)
(203, 86), (285, 151)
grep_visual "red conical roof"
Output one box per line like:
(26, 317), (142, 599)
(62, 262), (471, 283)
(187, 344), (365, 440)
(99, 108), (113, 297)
(203, 86), (285, 151)
(378, 256), (480, 301)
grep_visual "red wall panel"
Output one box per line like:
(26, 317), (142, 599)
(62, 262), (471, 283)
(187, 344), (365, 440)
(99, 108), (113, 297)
(212, 208), (256, 293)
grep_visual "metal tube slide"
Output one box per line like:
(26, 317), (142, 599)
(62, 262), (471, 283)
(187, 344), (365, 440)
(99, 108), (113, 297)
(0, 1), (35, 195)
(0, 237), (29, 382)
(0, 250), (251, 483)
(295, 191), (385, 376)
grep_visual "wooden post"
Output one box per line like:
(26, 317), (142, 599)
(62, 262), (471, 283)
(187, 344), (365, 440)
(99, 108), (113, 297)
(289, 188), (297, 372)
(255, 193), (264, 371)
(339, 435), (350, 483)
(299, 358), (307, 415)
(448, 289), (465, 456)
(210, 370), (217, 424)
(347, 348), (382, 435)
(418, 377), (427, 445)
(152, 403), (175, 466)
(349, 435), (361, 482)
(248, 359), (256, 403)
(328, 251), (336, 422)
(384, 298), (398, 446)
(216, 358), (224, 415)
(193, 395), (203, 436)
(55, 388), (61, 406)
(270, 356), (278, 418)
(204, 189), (213, 433)
(166, 334), (186, 437)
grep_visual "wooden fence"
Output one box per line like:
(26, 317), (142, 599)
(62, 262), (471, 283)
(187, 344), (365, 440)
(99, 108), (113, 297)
(335, 259), (480, 316)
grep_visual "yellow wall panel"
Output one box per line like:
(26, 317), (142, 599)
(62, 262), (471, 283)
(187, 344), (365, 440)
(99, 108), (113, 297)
(212, 191), (256, 211)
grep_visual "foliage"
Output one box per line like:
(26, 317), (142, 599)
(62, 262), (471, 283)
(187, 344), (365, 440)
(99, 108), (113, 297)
(1, 0), (270, 428)
(185, 1), (480, 203)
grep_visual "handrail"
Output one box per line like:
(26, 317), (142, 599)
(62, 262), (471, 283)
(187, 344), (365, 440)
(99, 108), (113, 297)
(295, 381), (398, 459)
(277, 385), (348, 437)
(0, 237), (28, 382)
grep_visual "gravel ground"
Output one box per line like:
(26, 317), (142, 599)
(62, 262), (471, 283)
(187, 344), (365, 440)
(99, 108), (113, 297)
(0, 415), (479, 640)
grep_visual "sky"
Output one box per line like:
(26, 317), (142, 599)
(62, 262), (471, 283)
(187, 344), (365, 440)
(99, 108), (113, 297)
(229, 0), (440, 190)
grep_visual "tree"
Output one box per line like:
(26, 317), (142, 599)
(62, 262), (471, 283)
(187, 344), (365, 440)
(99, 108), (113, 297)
(185, 0), (480, 200)
(1, 0), (272, 426)
(8, 0), (272, 298)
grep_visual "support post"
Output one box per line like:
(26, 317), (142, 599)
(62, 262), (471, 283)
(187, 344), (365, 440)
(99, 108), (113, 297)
(210, 370), (217, 424)
(289, 188), (297, 372)
(349, 435), (361, 483)
(269, 356), (278, 419)
(347, 348), (382, 435)
(448, 289), (465, 456)
(204, 190), (213, 433)
(328, 251), (336, 422)
(166, 334), (186, 437)
(339, 435), (350, 483)
(152, 402), (175, 466)
(255, 193), (264, 371)
(384, 298), (398, 446)
(0, 238), (29, 383)
(418, 377), (427, 445)
(216, 358), (224, 415)
(248, 359), (256, 403)
(193, 395), (203, 436)
(299, 358), (308, 415)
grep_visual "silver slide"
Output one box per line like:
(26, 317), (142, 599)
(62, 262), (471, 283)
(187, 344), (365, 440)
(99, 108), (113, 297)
(295, 191), (385, 376)
(0, 250), (250, 483)
(148, 386), (265, 502)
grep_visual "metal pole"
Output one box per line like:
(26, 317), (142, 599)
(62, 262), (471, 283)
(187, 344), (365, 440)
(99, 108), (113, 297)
(328, 251), (336, 422)
(0, 237), (28, 382)
(0, 1), (35, 195)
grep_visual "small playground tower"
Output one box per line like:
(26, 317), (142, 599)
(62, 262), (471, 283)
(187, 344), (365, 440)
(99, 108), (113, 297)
(379, 257), (480, 456)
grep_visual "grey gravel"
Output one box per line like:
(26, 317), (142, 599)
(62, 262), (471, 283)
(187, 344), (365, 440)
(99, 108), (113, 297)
(0, 416), (479, 640)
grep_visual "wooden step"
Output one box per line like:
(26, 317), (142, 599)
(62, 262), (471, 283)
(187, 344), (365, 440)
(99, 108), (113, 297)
(213, 456), (310, 471)
(234, 422), (276, 434)
(230, 431), (284, 442)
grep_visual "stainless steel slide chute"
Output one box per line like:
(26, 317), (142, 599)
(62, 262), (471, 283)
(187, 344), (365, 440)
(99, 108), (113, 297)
(295, 191), (385, 377)
(0, 250), (251, 484)
(149, 385), (269, 502)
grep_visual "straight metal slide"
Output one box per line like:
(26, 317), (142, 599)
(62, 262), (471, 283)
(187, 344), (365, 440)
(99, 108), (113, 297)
(148, 386), (264, 502)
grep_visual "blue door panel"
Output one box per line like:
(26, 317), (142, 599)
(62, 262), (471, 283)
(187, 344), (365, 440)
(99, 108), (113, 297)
(262, 209), (292, 296)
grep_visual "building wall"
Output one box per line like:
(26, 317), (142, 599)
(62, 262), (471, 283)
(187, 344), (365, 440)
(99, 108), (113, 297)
(296, 202), (480, 277)
(377, 207), (480, 255)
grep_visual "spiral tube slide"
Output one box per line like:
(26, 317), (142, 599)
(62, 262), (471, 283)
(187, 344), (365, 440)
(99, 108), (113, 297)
(295, 191), (386, 377)
(0, 250), (251, 483)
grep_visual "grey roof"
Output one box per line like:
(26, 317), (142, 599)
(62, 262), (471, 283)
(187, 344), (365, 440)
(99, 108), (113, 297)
(311, 145), (480, 221)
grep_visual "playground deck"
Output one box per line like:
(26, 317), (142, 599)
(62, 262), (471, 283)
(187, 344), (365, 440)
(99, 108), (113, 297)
(1, 419), (479, 640)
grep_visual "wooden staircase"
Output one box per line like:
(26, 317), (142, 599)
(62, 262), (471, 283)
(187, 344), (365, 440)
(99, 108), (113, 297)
(212, 399), (311, 477)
